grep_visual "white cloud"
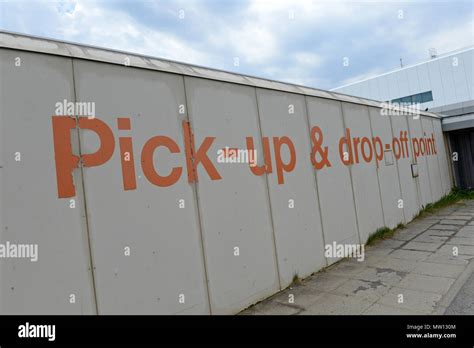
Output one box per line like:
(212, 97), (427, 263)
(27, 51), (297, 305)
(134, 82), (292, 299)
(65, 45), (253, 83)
(219, 23), (278, 64)
(293, 52), (323, 68)
(412, 19), (474, 56)
(2, 0), (472, 90)
(51, 0), (215, 65)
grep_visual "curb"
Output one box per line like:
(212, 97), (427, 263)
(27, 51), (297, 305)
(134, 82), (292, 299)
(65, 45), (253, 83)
(435, 257), (474, 314)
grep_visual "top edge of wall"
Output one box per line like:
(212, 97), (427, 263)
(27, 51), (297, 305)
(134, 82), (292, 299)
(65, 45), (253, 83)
(0, 30), (440, 119)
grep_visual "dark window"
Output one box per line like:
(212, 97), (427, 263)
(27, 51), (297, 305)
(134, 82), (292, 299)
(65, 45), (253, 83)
(400, 96), (412, 104)
(391, 91), (433, 105)
(412, 93), (423, 103)
(421, 91), (433, 103)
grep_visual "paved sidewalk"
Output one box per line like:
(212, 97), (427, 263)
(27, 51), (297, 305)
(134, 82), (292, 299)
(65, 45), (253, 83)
(240, 200), (474, 315)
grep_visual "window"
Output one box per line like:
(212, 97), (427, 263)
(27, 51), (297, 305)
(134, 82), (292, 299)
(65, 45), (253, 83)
(412, 93), (423, 103)
(421, 91), (433, 103)
(391, 91), (433, 105)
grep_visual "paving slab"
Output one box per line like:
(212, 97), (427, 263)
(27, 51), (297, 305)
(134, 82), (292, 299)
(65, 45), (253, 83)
(447, 237), (474, 246)
(376, 287), (443, 314)
(303, 273), (349, 292)
(332, 278), (391, 302)
(412, 261), (465, 278)
(402, 241), (444, 252)
(376, 239), (406, 249)
(364, 257), (418, 272)
(426, 251), (472, 265)
(419, 218), (441, 224)
(398, 273), (455, 294)
(362, 246), (394, 257)
(438, 244), (474, 256)
(425, 229), (457, 237)
(402, 223), (433, 234)
(302, 293), (374, 315)
(446, 216), (472, 220)
(356, 267), (408, 286)
(327, 261), (368, 278)
(392, 231), (421, 241)
(247, 300), (301, 315)
(272, 286), (326, 308)
(439, 219), (467, 226)
(363, 303), (423, 315)
(412, 233), (449, 243)
(456, 229), (474, 237)
(389, 249), (431, 261)
(430, 224), (460, 231)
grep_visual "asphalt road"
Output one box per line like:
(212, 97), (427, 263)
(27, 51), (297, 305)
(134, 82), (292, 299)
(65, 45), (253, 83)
(445, 271), (474, 314)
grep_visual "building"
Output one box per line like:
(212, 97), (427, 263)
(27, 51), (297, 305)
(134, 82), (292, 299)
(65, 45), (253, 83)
(332, 47), (474, 189)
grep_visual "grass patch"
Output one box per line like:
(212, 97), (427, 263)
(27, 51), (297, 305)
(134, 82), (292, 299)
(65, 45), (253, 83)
(415, 188), (474, 218)
(366, 227), (394, 246)
(396, 223), (406, 230)
(291, 273), (302, 286)
(367, 188), (474, 246)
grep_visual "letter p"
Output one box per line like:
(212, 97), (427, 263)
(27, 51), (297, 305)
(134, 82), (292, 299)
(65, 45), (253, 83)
(52, 116), (115, 198)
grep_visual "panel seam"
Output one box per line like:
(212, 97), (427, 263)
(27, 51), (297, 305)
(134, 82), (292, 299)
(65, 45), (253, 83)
(339, 102), (362, 245)
(70, 58), (100, 315)
(303, 96), (328, 267)
(253, 87), (282, 290)
(182, 76), (213, 314)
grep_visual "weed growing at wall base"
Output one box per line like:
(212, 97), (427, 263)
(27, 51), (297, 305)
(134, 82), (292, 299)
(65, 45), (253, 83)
(416, 188), (474, 217)
(367, 188), (474, 245)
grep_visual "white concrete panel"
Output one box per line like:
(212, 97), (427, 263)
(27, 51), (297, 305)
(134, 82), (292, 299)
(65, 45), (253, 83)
(356, 81), (371, 99)
(406, 66), (421, 96)
(368, 79), (381, 101)
(347, 84), (359, 98)
(460, 50), (474, 100)
(338, 85), (351, 96)
(73, 60), (209, 314)
(433, 120), (452, 195)
(427, 60), (446, 108)
(408, 117), (432, 207)
(390, 116), (419, 220)
(396, 70), (410, 99)
(450, 51), (471, 103)
(342, 103), (384, 242)
(377, 76), (391, 102)
(415, 64), (435, 109)
(387, 73), (401, 100)
(438, 56), (459, 106)
(368, 108), (405, 228)
(256, 89), (326, 288)
(184, 77), (279, 314)
(0, 49), (96, 314)
(421, 118), (443, 202)
(305, 97), (359, 263)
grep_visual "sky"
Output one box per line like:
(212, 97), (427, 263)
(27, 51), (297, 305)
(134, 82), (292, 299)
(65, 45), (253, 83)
(1, 0), (473, 90)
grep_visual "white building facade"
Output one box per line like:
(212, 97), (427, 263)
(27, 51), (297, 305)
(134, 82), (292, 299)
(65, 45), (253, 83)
(332, 47), (474, 190)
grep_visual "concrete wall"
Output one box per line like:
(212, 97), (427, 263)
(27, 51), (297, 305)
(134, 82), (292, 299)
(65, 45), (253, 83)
(0, 47), (452, 315)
